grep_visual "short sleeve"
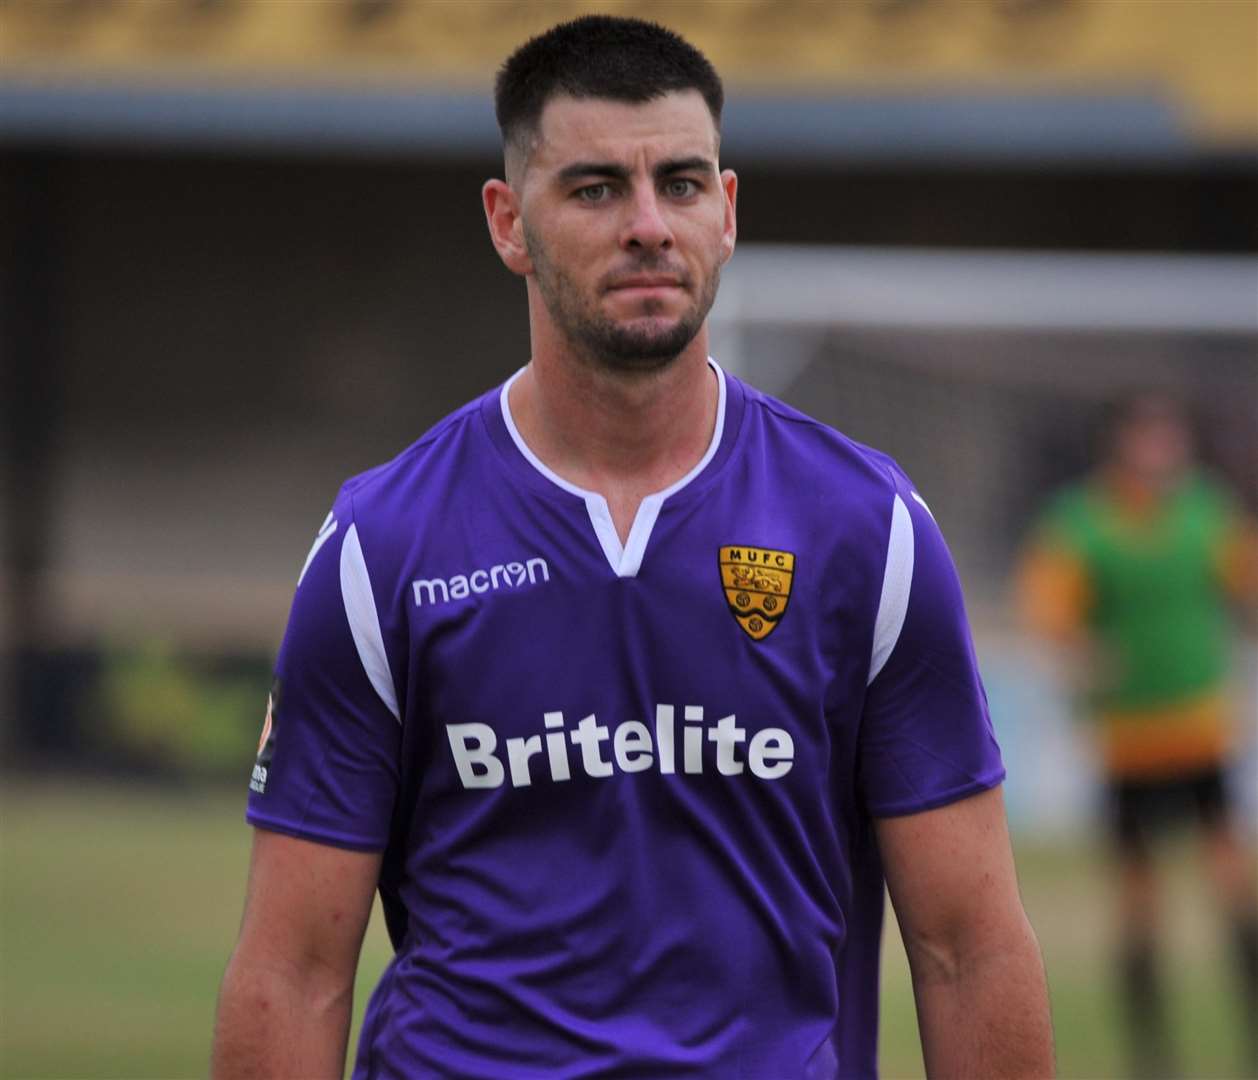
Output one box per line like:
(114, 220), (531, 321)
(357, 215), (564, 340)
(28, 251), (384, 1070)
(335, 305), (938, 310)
(1015, 531), (1091, 641)
(858, 479), (1005, 818)
(246, 488), (402, 850)
(1203, 478), (1258, 603)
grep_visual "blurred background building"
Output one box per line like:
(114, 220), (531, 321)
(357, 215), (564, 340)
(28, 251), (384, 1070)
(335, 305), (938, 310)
(7, 0), (1254, 808)
(1, 1), (1255, 1075)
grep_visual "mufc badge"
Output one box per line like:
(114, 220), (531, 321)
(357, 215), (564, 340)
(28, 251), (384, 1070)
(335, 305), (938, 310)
(718, 546), (795, 641)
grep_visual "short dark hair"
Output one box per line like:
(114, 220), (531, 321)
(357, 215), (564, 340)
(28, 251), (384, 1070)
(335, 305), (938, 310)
(494, 15), (724, 164)
(1096, 388), (1193, 457)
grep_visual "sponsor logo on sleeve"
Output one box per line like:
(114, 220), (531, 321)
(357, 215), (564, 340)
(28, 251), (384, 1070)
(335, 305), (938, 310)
(718, 546), (795, 641)
(250, 680), (279, 794)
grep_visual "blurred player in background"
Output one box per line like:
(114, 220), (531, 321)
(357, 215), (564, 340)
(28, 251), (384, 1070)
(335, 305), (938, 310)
(1019, 392), (1258, 1077)
(212, 15), (1052, 1078)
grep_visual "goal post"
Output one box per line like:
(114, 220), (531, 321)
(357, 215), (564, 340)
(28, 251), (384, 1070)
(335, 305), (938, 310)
(710, 246), (1258, 835)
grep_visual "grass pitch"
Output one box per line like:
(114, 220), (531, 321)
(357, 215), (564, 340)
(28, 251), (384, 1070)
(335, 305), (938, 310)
(1, 781), (1251, 1078)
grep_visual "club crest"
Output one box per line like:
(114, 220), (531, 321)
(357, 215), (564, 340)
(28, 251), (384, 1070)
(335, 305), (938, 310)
(718, 546), (795, 641)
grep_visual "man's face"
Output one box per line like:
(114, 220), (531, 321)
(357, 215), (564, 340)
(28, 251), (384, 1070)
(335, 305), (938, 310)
(513, 90), (737, 373)
(1114, 400), (1192, 489)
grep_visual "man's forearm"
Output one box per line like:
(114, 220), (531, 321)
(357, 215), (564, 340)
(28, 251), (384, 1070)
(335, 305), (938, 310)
(211, 950), (354, 1079)
(908, 920), (1054, 1079)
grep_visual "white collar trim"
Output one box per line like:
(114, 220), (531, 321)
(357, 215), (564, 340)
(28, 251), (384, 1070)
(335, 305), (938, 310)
(500, 358), (727, 578)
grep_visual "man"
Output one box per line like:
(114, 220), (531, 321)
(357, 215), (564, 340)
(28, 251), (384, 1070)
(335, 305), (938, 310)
(213, 16), (1052, 1078)
(1019, 393), (1257, 1078)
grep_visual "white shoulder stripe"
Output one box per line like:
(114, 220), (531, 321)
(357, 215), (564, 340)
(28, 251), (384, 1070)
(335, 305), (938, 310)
(339, 523), (401, 723)
(868, 493), (915, 685)
(297, 515), (338, 587)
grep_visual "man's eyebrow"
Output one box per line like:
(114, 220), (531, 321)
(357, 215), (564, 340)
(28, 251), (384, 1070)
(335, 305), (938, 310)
(654, 156), (715, 179)
(553, 156), (717, 185)
(555, 161), (632, 184)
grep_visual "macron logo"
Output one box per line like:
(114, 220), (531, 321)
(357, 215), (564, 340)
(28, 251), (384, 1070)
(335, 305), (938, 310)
(413, 556), (550, 607)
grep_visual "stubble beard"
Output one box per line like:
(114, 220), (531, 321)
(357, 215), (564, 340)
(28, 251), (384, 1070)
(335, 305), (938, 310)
(524, 223), (720, 375)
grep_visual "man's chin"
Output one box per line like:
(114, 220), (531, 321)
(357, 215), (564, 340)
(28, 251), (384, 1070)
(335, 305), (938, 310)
(597, 318), (700, 368)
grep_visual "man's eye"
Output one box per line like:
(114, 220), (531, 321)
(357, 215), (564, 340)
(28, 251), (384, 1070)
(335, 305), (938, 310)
(578, 184), (610, 203)
(665, 179), (698, 198)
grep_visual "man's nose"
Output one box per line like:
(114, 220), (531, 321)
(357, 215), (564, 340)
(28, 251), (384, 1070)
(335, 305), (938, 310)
(621, 189), (674, 252)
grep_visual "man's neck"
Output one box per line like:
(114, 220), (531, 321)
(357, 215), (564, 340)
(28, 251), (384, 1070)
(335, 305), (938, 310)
(507, 336), (719, 539)
(1100, 466), (1183, 517)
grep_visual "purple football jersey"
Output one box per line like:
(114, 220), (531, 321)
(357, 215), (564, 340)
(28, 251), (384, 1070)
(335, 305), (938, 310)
(246, 361), (1004, 1079)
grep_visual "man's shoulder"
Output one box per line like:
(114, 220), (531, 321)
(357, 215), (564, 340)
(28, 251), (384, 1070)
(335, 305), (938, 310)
(336, 386), (498, 518)
(1024, 479), (1098, 548)
(736, 376), (908, 500)
(1181, 470), (1241, 516)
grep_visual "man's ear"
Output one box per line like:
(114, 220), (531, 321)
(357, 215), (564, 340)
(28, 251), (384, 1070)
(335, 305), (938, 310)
(482, 179), (532, 276)
(719, 168), (738, 265)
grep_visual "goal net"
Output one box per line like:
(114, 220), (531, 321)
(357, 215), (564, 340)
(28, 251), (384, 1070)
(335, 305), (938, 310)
(710, 246), (1258, 833)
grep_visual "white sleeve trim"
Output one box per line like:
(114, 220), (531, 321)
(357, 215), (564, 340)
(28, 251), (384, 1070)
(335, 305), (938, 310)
(868, 493), (915, 685)
(339, 522), (401, 723)
(297, 511), (338, 588)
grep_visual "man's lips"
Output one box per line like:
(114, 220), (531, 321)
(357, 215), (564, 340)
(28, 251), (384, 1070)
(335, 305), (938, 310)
(606, 275), (685, 293)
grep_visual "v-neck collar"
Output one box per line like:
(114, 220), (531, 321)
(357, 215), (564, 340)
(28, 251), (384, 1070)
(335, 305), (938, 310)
(493, 358), (729, 578)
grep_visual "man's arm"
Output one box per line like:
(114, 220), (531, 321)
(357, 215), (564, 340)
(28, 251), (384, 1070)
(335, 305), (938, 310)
(211, 828), (382, 1078)
(1014, 531), (1090, 647)
(876, 785), (1054, 1079)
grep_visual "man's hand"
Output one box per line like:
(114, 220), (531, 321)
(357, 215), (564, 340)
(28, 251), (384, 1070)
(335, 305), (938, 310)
(876, 786), (1054, 1079)
(211, 829), (382, 1079)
